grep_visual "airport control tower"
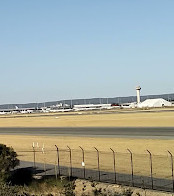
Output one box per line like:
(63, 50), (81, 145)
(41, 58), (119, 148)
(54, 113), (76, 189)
(136, 86), (141, 104)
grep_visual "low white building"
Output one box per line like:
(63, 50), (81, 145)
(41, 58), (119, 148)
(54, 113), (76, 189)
(138, 98), (172, 108)
(73, 104), (111, 111)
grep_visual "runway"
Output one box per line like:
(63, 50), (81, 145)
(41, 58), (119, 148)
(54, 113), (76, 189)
(0, 127), (174, 139)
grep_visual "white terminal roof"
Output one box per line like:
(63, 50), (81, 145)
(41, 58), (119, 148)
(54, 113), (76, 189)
(74, 104), (111, 108)
(138, 98), (172, 108)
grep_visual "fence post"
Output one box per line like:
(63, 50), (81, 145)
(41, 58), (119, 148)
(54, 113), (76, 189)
(67, 146), (72, 178)
(32, 142), (36, 169)
(110, 148), (117, 183)
(94, 147), (100, 181)
(55, 162), (58, 180)
(55, 145), (60, 176)
(127, 149), (134, 186)
(147, 150), (153, 189)
(42, 144), (46, 176)
(79, 146), (85, 179)
(168, 150), (174, 192)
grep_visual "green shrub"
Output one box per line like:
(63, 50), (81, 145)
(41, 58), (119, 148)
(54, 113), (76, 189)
(0, 144), (19, 182)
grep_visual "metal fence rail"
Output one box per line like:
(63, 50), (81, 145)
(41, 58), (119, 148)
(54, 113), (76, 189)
(16, 146), (174, 193)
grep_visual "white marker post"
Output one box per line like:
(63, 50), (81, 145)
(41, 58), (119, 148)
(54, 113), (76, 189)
(32, 142), (36, 168)
(42, 143), (46, 175)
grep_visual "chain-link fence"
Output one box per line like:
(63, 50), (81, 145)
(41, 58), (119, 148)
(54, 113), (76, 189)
(16, 146), (174, 193)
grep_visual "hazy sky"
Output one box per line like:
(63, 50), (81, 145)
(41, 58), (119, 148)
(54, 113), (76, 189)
(0, 1), (174, 104)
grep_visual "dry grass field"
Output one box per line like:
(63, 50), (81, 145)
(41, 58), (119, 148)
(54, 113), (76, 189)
(1, 135), (174, 154)
(1, 135), (174, 179)
(0, 110), (174, 127)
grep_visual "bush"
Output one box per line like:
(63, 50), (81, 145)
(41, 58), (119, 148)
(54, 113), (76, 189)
(0, 144), (19, 182)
